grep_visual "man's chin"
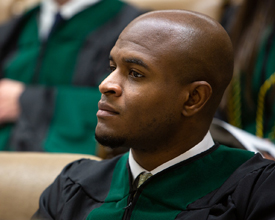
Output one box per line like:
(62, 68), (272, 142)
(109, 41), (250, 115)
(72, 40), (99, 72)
(95, 134), (126, 149)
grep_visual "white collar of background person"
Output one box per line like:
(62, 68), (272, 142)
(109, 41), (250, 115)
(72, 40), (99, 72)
(39, 0), (101, 39)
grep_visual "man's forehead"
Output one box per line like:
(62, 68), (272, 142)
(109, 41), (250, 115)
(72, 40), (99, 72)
(119, 10), (213, 38)
(119, 17), (187, 41)
(110, 39), (157, 65)
(109, 18), (193, 71)
(116, 15), (204, 57)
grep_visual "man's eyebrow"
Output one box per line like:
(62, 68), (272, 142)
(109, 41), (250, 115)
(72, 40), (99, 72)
(109, 55), (150, 70)
(123, 57), (149, 70)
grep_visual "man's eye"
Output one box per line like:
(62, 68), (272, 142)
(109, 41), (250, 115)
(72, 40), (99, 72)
(130, 70), (143, 78)
(109, 66), (116, 72)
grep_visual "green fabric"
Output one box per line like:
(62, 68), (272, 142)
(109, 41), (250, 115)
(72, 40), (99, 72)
(4, 7), (40, 83)
(5, 0), (124, 85)
(86, 153), (130, 219)
(1, 0), (124, 153)
(86, 146), (254, 220)
(36, 0), (124, 85)
(0, 124), (13, 151)
(44, 0), (124, 154)
(240, 26), (275, 140)
(44, 87), (101, 154)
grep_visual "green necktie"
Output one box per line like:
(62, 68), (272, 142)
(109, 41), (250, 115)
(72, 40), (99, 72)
(137, 172), (152, 188)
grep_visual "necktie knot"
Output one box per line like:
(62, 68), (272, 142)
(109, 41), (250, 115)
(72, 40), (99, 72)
(137, 172), (152, 188)
(48, 12), (64, 38)
(53, 12), (63, 29)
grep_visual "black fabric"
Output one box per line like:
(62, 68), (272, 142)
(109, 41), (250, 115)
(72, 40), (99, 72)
(220, 4), (238, 32)
(73, 4), (145, 87)
(176, 154), (275, 219)
(33, 148), (275, 220)
(33, 156), (122, 220)
(10, 86), (55, 151)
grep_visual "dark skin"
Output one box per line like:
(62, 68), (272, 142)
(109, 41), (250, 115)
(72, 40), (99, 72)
(96, 10), (233, 171)
(54, 0), (70, 6)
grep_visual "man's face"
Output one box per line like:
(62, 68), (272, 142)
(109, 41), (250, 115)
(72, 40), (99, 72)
(95, 20), (185, 152)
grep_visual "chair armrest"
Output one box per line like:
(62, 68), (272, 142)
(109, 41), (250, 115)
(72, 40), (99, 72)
(0, 152), (101, 220)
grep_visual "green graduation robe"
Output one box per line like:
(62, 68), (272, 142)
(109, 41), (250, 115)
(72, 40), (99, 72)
(33, 144), (275, 219)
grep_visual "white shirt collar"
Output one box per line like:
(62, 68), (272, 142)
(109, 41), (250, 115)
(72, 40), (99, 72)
(128, 131), (215, 182)
(39, 0), (100, 39)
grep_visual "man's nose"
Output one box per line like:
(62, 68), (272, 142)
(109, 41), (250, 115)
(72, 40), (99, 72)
(99, 72), (122, 97)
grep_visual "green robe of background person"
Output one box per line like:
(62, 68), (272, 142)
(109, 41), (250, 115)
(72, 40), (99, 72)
(0, 0), (143, 154)
(228, 25), (275, 142)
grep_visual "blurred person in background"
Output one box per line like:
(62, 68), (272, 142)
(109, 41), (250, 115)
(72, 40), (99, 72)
(0, 0), (143, 154)
(218, 0), (275, 143)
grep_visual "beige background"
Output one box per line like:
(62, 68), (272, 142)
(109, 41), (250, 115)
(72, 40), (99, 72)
(0, 0), (225, 24)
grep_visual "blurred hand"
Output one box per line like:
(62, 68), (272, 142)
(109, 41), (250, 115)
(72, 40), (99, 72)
(0, 79), (25, 124)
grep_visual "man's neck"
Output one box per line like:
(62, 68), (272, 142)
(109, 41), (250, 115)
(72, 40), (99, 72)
(131, 147), (192, 171)
(131, 132), (211, 171)
(129, 132), (214, 182)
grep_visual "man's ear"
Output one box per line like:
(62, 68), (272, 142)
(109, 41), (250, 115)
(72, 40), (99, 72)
(182, 81), (212, 117)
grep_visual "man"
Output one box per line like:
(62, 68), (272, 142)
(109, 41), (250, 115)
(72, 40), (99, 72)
(33, 10), (275, 220)
(0, 0), (142, 154)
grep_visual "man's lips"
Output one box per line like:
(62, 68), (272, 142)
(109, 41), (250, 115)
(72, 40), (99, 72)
(97, 102), (119, 117)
